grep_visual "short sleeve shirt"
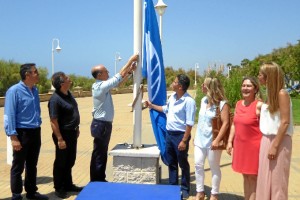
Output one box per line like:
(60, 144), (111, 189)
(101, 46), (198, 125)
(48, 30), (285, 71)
(194, 96), (226, 148)
(48, 90), (80, 130)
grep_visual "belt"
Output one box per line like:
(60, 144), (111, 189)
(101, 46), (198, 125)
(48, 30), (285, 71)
(16, 127), (40, 131)
(93, 118), (112, 124)
(60, 126), (79, 131)
(167, 130), (185, 135)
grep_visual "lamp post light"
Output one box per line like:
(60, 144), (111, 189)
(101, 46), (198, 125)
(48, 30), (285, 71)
(194, 63), (199, 86)
(114, 52), (122, 75)
(227, 65), (232, 78)
(51, 38), (62, 90)
(155, 0), (167, 40)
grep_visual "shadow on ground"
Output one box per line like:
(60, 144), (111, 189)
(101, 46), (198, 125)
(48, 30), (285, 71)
(161, 171), (244, 200)
(37, 176), (53, 184)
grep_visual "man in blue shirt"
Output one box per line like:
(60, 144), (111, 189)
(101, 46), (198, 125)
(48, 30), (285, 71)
(146, 74), (196, 199)
(4, 63), (48, 200)
(90, 54), (138, 182)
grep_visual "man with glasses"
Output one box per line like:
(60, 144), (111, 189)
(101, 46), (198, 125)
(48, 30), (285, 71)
(89, 54), (138, 182)
(4, 63), (48, 200)
(145, 74), (196, 199)
(48, 72), (83, 198)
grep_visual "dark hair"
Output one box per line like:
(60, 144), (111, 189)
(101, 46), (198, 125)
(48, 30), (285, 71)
(52, 71), (66, 90)
(177, 74), (190, 92)
(91, 70), (100, 79)
(241, 76), (263, 100)
(20, 63), (36, 80)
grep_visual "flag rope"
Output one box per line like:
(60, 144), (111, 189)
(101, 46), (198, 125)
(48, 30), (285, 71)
(131, 84), (144, 112)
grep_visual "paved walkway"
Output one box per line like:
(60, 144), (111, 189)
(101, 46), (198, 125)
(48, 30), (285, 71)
(0, 91), (299, 200)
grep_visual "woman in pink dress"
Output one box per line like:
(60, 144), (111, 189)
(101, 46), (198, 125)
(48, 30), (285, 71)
(226, 77), (263, 200)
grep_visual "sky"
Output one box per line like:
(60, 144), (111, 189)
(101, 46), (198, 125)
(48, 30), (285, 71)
(1, 0), (300, 78)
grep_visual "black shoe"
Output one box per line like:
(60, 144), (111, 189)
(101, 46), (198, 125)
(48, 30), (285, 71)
(12, 193), (23, 200)
(65, 184), (83, 192)
(26, 192), (49, 200)
(55, 189), (68, 199)
(181, 190), (189, 200)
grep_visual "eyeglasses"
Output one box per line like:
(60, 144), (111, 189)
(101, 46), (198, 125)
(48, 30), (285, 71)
(28, 69), (39, 75)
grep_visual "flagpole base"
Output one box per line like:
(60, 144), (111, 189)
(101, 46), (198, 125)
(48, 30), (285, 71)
(109, 144), (161, 184)
(120, 143), (145, 149)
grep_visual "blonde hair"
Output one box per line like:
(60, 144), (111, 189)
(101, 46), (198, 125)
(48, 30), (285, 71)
(260, 62), (285, 114)
(204, 77), (227, 105)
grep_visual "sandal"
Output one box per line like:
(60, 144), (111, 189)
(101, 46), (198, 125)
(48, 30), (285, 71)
(210, 194), (218, 200)
(195, 192), (205, 200)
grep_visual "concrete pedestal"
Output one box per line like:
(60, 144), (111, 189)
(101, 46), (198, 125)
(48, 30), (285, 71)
(109, 144), (160, 184)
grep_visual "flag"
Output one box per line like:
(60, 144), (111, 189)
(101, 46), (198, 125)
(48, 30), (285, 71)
(142, 0), (168, 165)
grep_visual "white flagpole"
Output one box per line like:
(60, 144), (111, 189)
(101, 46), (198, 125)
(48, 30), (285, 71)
(133, 0), (143, 148)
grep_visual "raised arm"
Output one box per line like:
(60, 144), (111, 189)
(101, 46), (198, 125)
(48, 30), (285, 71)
(119, 54), (139, 78)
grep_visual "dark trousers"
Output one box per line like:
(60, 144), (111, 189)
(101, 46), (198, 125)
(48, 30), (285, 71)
(90, 119), (112, 182)
(11, 128), (41, 195)
(52, 130), (78, 190)
(166, 131), (191, 193)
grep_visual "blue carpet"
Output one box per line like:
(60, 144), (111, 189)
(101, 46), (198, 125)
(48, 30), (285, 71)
(76, 182), (181, 200)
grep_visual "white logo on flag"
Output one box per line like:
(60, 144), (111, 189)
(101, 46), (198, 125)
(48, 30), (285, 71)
(145, 31), (162, 101)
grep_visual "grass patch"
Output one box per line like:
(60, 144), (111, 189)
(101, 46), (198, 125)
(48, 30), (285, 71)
(292, 98), (300, 125)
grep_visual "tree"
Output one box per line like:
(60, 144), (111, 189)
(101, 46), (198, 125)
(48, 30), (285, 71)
(36, 67), (51, 93)
(241, 58), (250, 68)
(0, 60), (20, 96)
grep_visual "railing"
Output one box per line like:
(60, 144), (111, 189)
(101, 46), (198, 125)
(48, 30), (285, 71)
(0, 87), (147, 107)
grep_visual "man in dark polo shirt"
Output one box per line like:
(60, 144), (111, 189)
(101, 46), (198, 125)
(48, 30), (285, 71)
(48, 72), (83, 198)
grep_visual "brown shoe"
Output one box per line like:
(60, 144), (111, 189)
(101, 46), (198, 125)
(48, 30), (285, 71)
(195, 192), (205, 200)
(210, 194), (218, 200)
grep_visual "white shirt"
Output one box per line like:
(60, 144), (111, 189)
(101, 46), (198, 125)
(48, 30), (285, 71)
(92, 74), (122, 122)
(194, 96), (226, 148)
(260, 103), (294, 136)
(162, 92), (196, 132)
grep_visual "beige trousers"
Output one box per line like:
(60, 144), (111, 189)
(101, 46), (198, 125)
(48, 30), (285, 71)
(256, 134), (292, 200)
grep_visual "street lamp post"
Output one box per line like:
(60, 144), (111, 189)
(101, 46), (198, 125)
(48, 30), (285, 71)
(51, 38), (62, 90)
(114, 52), (122, 75)
(227, 65), (232, 78)
(194, 63), (199, 86)
(155, 0), (167, 40)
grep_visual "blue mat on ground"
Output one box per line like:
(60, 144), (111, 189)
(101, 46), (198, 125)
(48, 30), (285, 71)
(76, 182), (181, 200)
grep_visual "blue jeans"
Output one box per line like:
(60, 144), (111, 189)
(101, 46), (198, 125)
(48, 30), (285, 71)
(166, 131), (191, 193)
(90, 119), (112, 182)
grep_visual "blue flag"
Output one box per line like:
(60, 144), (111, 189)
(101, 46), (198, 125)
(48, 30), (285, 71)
(142, 0), (168, 165)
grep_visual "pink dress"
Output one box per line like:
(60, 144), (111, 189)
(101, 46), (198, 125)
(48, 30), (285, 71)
(232, 100), (262, 175)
